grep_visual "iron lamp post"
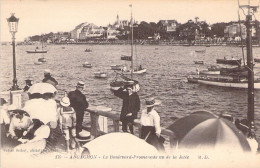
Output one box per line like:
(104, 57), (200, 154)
(7, 13), (19, 91)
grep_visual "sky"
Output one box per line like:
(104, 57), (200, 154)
(1, 0), (260, 41)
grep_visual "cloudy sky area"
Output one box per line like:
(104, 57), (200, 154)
(1, 0), (260, 41)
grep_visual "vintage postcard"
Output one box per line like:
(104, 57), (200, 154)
(1, 0), (260, 167)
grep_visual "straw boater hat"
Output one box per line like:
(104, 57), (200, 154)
(145, 97), (161, 107)
(77, 81), (85, 88)
(60, 97), (70, 107)
(77, 129), (92, 141)
(44, 69), (51, 74)
(124, 81), (135, 88)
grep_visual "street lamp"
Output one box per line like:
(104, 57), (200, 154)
(7, 13), (19, 90)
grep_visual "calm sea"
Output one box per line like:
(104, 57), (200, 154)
(1, 44), (260, 140)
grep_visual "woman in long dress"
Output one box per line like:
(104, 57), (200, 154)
(140, 97), (165, 152)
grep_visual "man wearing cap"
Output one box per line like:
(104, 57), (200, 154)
(42, 69), (58, 87)
(113, 81), (140, 134)
(68, 81), (89, 136)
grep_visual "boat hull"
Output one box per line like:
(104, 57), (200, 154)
(216, 59), (241, 65)
(200, 70), (220, 75)
(121, 55), (132, 61)
(196, 79), (260, 89)
(194, 61), (204, 64)
(133, 69), (147, 74)
(124, 69), (147, 75)
(38, 58), (46, 62)
(254, 58), (260, 63)
(111, 65), (125, 70)
(83, 64), (92, 68)
(94, 73), (107, 78)
(27, 50), (47, 53)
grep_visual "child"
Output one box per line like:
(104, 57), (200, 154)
(59, 97), (77, 152)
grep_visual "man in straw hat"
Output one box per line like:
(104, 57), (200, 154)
(68, 81), (89, 136)
(140, 97), (165, 152)
(113, 81), (140, 134)
(42, 69), (58, 87)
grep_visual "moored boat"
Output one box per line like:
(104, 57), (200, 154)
(216, 58), (241, 65)
(121, 55), (132, 61)
(27, 49), (47, 53)
(187, 75), (260, 89)
(194, 61), (204, 64)
(94, 72), (107, 78)
(254, 58), (260, 63)
(208, 65), (221, 71)
(111, 65), (126, 71)
(85, 48), (92, 52)
(83, 62), (92, 68)
(38, 58), (46, 62)
(200, 70), (220, 75)
(124, 68), (147, 74)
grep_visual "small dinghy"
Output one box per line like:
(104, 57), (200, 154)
(83, 62), (92, 68)
(94, 72), (108, 79)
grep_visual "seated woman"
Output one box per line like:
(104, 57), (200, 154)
(15, 118), (50, 154)
(140, 97), (165, 153)
(8, 110), (33, 140)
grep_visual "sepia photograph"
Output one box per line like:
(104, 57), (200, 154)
(1, 0), (260, 167)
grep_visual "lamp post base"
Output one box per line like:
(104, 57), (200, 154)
(10, 89), (23, 108)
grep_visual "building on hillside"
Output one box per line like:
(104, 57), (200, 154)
(70, 22), (90, 40)
(106, 27), (120, 39)
(224, 23), (246, 39)
(114, 14), (130, 29)
(79, 23), (105, 40)
(53, 32), (70, 42)
(158, 20), (178, 32)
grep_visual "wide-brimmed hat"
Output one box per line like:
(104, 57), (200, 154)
(77, 130), (91, 141)
(60, 97), (70, 107)
(145, 97), (161, 107)
(76, 81), (85, 88)
(0, 98), (7, 106)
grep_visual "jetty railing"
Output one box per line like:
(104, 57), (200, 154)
(85, 107), (178, 151)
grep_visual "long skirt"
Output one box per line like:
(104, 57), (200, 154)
(140, 126), (165, 153)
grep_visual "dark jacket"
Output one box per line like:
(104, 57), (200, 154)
(114, 88), (140, 121)
(68, 89), (89, 112)
(42, 75), (58, 87)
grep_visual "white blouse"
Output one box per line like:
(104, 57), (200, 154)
(140, 109), (161, 135)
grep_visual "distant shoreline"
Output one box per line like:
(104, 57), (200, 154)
(2, 40), (260, 47)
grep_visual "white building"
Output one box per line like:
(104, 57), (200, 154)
(70, 22), (89, 40)
(79, 23), (105, 39)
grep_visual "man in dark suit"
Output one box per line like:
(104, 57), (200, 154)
(113, 81), (140, 134)
(68, 81), (89, 135)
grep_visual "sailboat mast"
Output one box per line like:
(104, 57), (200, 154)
(239, 2), (258, 130)
(130, 4), (133, 79)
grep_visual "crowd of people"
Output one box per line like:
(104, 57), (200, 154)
(0, 69), (166, 155)
(1, 68), (259, 156)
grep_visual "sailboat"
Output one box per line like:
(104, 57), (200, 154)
(26, 41), (47, 54)
(187, 4), (260, 90)
(122, 6), (146, 75)
(110, 5), (142, 91)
